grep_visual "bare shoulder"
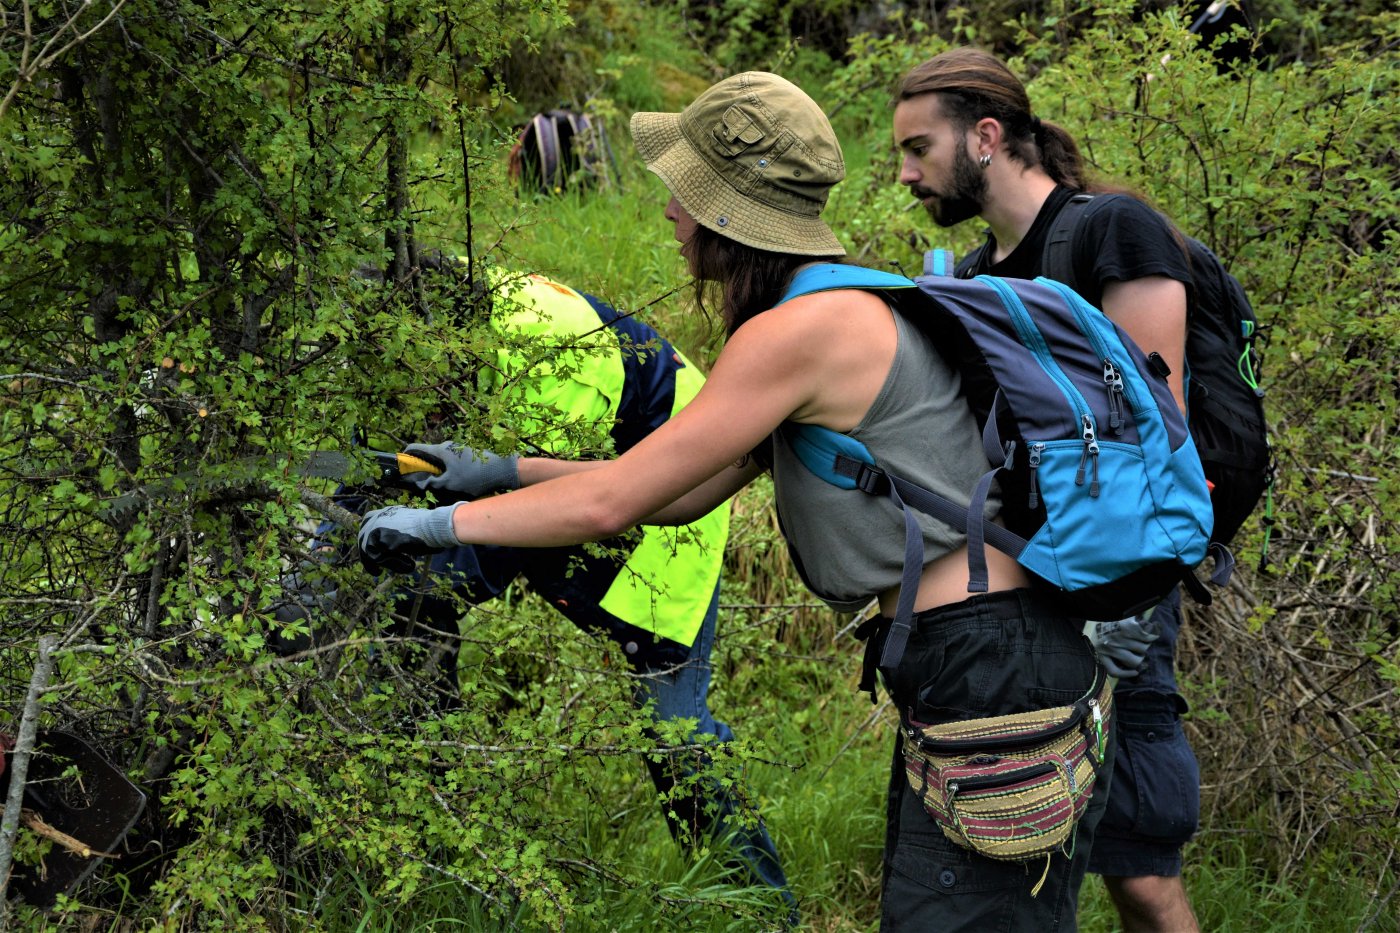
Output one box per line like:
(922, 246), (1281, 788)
(773, 286), (893, 322)
(714, 288), (898, 431)
(728, 288), (894, 354)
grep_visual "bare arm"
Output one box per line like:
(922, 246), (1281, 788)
(1101, 275), (1188, 414)
(442, 290), (895, 549)
(516, 454), (762, 525)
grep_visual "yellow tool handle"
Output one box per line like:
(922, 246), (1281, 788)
(369, 450), (443, 480)
(395, 452), (442, 476)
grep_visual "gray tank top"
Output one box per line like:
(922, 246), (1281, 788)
(771, 307), (999, 612)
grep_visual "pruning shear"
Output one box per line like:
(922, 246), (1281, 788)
(98, 450), (442, 519)
(293, 450), (441, 485)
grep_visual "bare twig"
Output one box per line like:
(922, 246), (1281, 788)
(19, 810), (118, 859)
(0, 0), (133, 121)
(0, 635), (59, 917)
(818, 695), (892, 783)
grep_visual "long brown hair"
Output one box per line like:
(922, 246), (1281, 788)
(686, 224), (840, 336)
(896, 47), (1090, 192)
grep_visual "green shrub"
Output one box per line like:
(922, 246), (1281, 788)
(4, 2), (1398, 930)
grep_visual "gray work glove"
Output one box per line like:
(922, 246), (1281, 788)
(268, 564), (339, 656)
(402, 442), (519, 500)
(1084, 610), (1159, 679)
(357, 504), (461, 575)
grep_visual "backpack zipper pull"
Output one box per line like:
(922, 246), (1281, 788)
(1076, 415), (1097, 489)
(1089, 440), (1100, 498)
(1027, 443), (1044, 509)
(1102, 360), (1126, 434)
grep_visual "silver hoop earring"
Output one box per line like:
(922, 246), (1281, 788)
(979, 153), (992, 168)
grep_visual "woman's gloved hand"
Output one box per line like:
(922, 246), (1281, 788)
(357, 504), (462, 574)
(402, 442), (519, 500)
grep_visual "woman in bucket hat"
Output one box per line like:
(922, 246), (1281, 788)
(357, 72), (1112, 931)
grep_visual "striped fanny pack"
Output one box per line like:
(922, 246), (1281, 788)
(900, 671), (1113, 870)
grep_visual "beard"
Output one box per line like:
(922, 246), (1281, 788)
(914, 145), (987, 228)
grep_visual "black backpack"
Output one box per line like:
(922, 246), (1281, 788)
(1044, 193), (1272, 553)
(508, 109), (614, 194)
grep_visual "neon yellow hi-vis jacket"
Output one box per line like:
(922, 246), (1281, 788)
(479, 271), (730, 658)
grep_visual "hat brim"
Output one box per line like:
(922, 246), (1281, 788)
(630, 111), (846, 257)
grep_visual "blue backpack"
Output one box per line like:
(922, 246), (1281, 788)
(1043, 193), (1272, 558)
(779, 262), (1219, 677)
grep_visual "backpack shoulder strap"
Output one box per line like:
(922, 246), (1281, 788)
(780, 263), (916, 302)
(924, 249), (956, 277)
(1042, 192), (1095, 293)
(776, 262), (916, 488)
(791, 415), (1026, 684)
(564, 110), (590, 135)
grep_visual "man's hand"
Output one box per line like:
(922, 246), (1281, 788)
(402, 442), (520, 500)
(357, 504), (462, 574)
(1085, 611), (1159, 679)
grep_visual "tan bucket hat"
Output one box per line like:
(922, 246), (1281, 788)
(630, 72), (846, 257)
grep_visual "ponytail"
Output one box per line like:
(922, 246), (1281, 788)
(1037, 120), (1088, 190)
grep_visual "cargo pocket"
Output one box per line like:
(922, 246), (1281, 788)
(1112, 712), (1200, 845)
(884, 783), (1068, 929)
(885, 789), (1025, 928)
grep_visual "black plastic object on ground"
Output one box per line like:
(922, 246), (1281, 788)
(4, 731), (148, 907)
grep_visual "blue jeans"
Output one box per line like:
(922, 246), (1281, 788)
(636, 588), (796, 909)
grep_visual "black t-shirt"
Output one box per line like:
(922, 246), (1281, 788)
(955, 187), (1192, 309)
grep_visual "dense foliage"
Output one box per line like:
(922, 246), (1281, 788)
(2, 0), (1397, 929)
(0, 0), (653, 927)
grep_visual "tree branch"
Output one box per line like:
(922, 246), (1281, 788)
(0, 0), (133, 121)
(0, 635), (59, 917)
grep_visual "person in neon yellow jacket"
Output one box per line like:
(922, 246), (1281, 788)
(394, 268), (794, 905)
(418, 268), (726, 662)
